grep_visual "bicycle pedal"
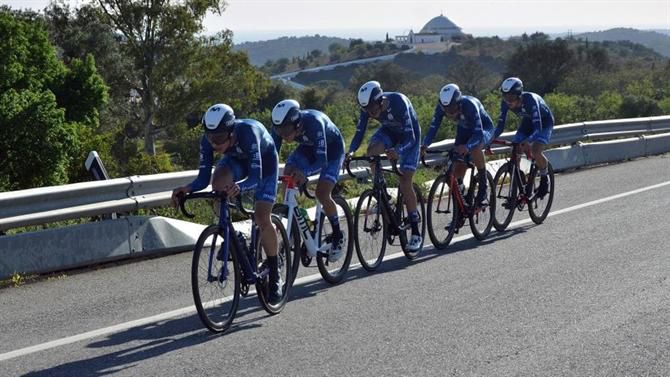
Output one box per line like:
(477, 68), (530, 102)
(241, 282), (250, 297)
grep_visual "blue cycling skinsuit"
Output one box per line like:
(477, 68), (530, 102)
(423, 96), (494, 150)
(273, 109), (345, 183)
(495, 92), (555, 144)
(349, 92), (421, 171)
(190, 119), (278, 202)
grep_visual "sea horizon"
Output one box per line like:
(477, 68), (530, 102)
(227, 26), (670, 44)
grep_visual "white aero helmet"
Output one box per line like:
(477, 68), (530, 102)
(202, 103), (235, 133)
(439, 83), (462, 107)
(500, 77), (523, 96)
(271, 99), (301, 128)
(357, 80), (383, 108)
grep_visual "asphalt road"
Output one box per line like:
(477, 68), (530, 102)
(1, 154), (669, 376)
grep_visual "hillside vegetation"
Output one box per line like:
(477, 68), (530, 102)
(259, 38), (408, 75)
(233, 35), (350, 66)
(575, 28), (670, 57)
(2, 2), (669, 195)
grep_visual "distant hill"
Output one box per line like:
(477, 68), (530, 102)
(291, 33), (663, 88)
(233, 35), (350, 66)
(574, 28), (670, 57)
(650, 29), (670, 37)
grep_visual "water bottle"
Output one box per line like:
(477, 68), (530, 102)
(299, 207), (311, 227)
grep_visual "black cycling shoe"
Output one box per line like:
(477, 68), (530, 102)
(475, 188), (489, 208)
(268, 277), (283, 305)
(536, 176), (549, 199)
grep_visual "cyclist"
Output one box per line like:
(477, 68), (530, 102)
(345, 80), (422, 252)
(495, 77), (554, 198)
(271, 99), (346, 262)
(171, 103), (283, 304)
(421, 83), (494, 207)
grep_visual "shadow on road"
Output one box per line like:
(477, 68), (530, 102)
(22, 225), (533, 376)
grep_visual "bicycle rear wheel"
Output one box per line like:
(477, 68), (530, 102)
(192, 225), (240, 333)
(354, 189), (387, 271)
(469, 170), (494, 240)
(256, 214), (291, 315)
(316, 196), (354, 284)
(427, 174), (456, 249)
(492, 162), (517, 232)
(398, 183), (426, 259)
(528, 162), (555, 224)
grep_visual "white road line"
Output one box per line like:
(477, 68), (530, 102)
(2, 179), (670, 362)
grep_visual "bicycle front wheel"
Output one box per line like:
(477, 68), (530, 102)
(427, 174), (456, 249)
(398, 183), (426, 259)
(469, 170), (494, 240)
(192, 225), (240, 333)
(528, 162), (555, 224)
(256, 214), (291, 315)
(492, 162), (517, 232)
(316, 196), (354, 284)
(354, 189), (387, 271)
(273, 203), (302, 288)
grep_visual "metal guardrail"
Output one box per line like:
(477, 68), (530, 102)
(0, 166), (370, 232)
(1, 115), (670, 232)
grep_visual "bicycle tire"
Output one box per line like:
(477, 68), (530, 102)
(528, 162), (555, 224)
(272, 204), (301, 288)
(398, 183), (426, 259)
(427, 173), (456, 249)
(469, 170), (495, 240)
(256, 214), (291, 315)
(492, 162), (517, 232)
(316, 196), (354, 284)
(192, 224), (240, 333)
(354, 189), (387, 271)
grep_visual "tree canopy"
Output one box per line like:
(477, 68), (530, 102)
(0, 11), (107, 191)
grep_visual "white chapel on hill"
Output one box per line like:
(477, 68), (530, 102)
(395, 13), (470, 45)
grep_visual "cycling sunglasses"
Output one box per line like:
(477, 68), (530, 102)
(206, 131), (230, 145)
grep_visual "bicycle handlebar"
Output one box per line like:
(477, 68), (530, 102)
(278, 175), (316, 199)
(420, 149), (448, 168)
(177, 191), (252, 219)
(345, 155), (401, 177)
(489, 139), (534, 159)
(490, 139), (514, 147)
(421, 148), (474, 169)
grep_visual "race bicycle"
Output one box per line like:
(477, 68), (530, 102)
(422, 149), (495, 250)
(178, 191), (291, 333)
(489, 139), (555, 231)
(273, 175), (353, 286)
(346, 155), (426, 271)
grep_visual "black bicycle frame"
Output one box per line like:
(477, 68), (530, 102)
(354, 156), (405, 235)
(180, 192), (258, 285)
(504, 145), (537, 201)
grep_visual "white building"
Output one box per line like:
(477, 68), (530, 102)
(395, 14), (469, 45)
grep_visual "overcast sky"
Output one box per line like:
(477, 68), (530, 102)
(2, 0), (669, 41)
